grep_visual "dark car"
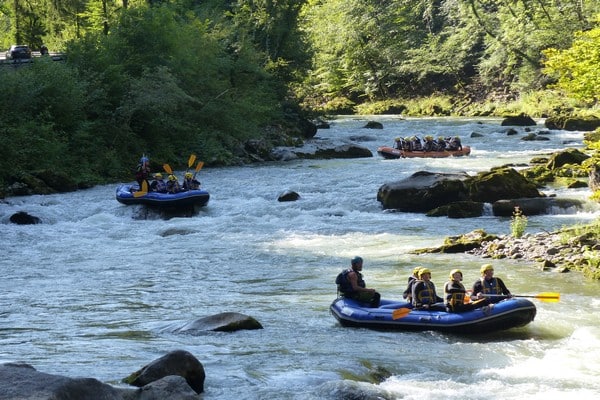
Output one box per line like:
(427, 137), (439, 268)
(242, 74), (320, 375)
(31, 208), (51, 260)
(6, 45), (32, 60)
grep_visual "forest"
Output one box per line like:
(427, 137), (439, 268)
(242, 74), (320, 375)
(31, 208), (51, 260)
(0, 0), (599, 194)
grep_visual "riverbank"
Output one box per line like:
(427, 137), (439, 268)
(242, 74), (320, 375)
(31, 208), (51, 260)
(428, 224), (600, 280)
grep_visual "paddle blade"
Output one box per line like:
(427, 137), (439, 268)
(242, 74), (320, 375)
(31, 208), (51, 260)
(163, 164), (173, 174)
(195, 161), (204, 172)
(133, 180), (148, 197)
(188, 154), (196, 168)
(534, 292), (560, 302)
(392, 308), (411, 320)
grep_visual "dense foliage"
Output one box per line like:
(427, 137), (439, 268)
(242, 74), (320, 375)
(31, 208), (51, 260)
(0, 1), (309, 190)
(1, 0), (600, 192)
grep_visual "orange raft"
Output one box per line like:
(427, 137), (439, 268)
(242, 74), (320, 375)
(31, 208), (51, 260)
(377, 145), (471, 159)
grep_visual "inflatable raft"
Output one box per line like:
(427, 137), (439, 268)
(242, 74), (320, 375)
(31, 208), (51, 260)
(377, 145), (471, 159)
(115, 184), (210, 209)
(330, 297), (536, 334)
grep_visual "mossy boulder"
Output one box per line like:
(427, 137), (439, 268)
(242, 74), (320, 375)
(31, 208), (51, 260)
(545, 115), (600, 131)
(546, 148), (590, 170)
(412, 229), (499, 254)
(465, 167), (542, 203)
(426, 201), (484, 218)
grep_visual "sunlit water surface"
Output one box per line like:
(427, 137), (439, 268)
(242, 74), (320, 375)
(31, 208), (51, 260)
(1, 117), (599, 399)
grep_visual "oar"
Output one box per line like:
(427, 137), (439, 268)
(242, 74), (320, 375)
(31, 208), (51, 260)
(133, 180), (148, 198)
(391, 307), (411, 320)
(483, 292), (560, 303)
(193, 161), (204, 178)
(163, 163), (173, 175)
(187, 154), (196, 171)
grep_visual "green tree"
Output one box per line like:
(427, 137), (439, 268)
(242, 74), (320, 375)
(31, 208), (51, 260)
(543, 16), (600, 104)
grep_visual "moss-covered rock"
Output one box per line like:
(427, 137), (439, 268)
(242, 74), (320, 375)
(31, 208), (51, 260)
(465, 167), (541, 203)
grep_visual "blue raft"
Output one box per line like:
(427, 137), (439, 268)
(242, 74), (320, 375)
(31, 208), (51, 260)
(330, 297), (536, 334)
(115, 184), (210, 209)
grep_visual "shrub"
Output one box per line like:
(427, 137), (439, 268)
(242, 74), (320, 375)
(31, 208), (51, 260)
(510, 206), (528, 238)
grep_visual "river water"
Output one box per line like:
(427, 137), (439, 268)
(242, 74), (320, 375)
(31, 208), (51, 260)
(2, 117), (600, 399)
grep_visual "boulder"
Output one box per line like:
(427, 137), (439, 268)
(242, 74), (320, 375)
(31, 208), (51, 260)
(545, 115), (600, 131)
(272, 140), (372, 160)
(278, 190), (300, 202)
(545, 148), (590, 170)
(492, 197), (584, 216)
(465, 167), (541, 203)
(589, 164), (600, 192)
(123, 350), (205, 394)
(123, 375), (199, 400)
(377, 171), (470, 212)
(363, 121), (383, 129)
(0, 362), (122, 400)
(426, 201), (485, 218)
(9, 211), (41, 225)
(174, 312), (263, 333)
(501, 113), (536, 126)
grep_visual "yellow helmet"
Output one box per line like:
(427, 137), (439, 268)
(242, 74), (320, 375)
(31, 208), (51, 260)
(418, 268), (431, 278)
(185, 172), (193, 179)
(449, 269), (463, 280)
(395, 137), (401, 142)
(153, 173), (162, 179)
(413, 266), (422, 276)
(168, 174), (178, 181)
(480, 264), (494, 274)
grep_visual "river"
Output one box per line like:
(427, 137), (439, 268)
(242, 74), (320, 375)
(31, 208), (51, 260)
(1, 117), (600, 399)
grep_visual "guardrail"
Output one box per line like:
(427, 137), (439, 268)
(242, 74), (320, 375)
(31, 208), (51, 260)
(0, 53), (65, 67)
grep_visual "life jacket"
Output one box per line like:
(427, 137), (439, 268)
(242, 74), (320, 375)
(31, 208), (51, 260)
(444, 281), (467, 310)
(414, 280), (437, 305)
(336, 269), (365, 294)
(412, 137), (423, 151)
(480, 277), (502, 295)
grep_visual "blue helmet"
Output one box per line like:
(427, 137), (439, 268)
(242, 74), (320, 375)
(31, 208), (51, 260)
(140, 155), (149, 163)
(351, 256), (363, 266)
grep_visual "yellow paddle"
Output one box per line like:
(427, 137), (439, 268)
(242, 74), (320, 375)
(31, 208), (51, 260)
(187, 154), (196, 170)
(391, 307), (411, 320)
(163, 164), (173, 174)
(193, 161), (204, 178)
(133, 180), (148, 198)
(483, 292), (560, 303)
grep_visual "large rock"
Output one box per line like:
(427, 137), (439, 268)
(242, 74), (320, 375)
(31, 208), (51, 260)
(545, 148), (590, 170)
(466, 167), (542, 203)
(272, 140), (372, 160)
(9, 211), (41, 225)
(501, 113), (536, 126)
(492, 197), (584, 216)
(0, 362), (123, 400)
(545, 115), (600, 131)
(123, 350), (205, 394)
(377, 171), (470, 212)
(174, 312), (263, 333)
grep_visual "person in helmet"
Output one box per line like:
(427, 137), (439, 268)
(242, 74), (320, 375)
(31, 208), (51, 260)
(447, 136), (462, 151)
(444, 269), (489, 312)
(411, 268), (445, 311)
(135, 155), (151, 192)
(393, 137), (404, 150)
(335, 256), (381, 308)
(166, 174), (181, 194)
(182, 172), (201, 191)
(472, 264), (512, 303)
(402, 266), (421, 302)
(150, 173), (166, 193)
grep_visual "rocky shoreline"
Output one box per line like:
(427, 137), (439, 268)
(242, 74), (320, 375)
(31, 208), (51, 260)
(423, 228), (600, 278)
